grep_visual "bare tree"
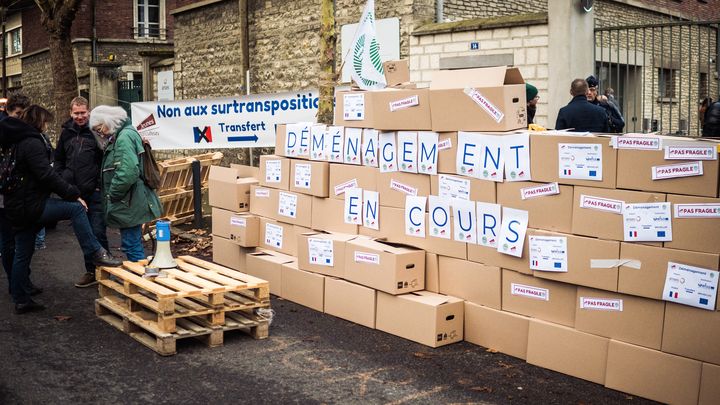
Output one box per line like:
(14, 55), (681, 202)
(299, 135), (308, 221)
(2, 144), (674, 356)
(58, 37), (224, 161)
(317, 0), (336, 125)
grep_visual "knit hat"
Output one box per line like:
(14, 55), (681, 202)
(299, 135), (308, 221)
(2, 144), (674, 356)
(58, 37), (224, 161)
(586, 75), (600, 88)
(525, 83), (538, 102)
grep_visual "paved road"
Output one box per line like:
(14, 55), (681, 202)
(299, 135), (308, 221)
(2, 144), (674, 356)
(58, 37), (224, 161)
(0, 222), (657, 404)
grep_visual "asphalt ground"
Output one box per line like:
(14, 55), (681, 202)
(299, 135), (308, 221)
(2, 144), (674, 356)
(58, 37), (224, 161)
(0, 222), (659, 404)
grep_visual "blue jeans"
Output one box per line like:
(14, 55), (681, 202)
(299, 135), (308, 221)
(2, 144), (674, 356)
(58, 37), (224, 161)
(83, 190), (108, 273)
(0, 208), (16, 293)
(120, 225), (145, 262)
(11, 198), (102, 304)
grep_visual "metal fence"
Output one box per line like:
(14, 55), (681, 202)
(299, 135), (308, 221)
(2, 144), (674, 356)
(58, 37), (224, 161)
(595, 20), (720, 136)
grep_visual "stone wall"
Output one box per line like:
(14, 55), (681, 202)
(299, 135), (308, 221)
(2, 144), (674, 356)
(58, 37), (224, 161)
(442, 0), (547, 22)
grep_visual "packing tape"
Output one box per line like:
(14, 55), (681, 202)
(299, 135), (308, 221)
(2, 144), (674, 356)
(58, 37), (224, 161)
(591, 259), (642, 269)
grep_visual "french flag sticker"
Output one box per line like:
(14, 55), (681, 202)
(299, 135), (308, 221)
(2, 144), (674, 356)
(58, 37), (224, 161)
(564, 169), (571, 175)
(629, 231), (638, 237)
(669, 291), (678, 299)
(532, 260), (538, 266)
(311, 257), (317, 262)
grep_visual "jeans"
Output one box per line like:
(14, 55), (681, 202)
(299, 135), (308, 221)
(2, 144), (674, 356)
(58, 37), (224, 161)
(35, 228), (45, 247)
(0, 208), (16, 293)
(10, 198), (102, 304)
(83, 190), (108, 273)
(120, 225), (145, 262)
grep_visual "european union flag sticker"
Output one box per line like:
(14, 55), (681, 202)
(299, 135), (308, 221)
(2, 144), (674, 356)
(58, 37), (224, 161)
(657, 231), (666, 237)
(290, 211), (295, 216)
(700, 298), (709, 305)
(305, 182), (309, 186)
(554, 262), (562, 268)
(325, 258), (331, 264)
(589, 170), (597, 177)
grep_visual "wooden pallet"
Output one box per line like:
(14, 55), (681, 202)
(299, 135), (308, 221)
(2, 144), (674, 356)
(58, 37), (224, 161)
(96, 296), (268, 356)
(158, 152), (223, 193)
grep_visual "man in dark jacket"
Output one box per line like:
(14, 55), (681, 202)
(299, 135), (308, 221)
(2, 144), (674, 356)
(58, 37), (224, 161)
(55, 96), (109, 288)
(702, 100), (720, 137)
(586, 75), (624, 133)
(555, 79), (609, 132)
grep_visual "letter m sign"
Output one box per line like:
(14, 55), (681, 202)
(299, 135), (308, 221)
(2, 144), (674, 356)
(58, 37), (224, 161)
(193, 126), (213, 143)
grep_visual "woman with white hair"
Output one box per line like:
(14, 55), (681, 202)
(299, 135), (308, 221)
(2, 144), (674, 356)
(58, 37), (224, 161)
(89, 105), (162, 261)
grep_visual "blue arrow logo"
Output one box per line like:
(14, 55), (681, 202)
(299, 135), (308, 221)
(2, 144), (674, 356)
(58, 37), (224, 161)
(228, 135), (259, 142)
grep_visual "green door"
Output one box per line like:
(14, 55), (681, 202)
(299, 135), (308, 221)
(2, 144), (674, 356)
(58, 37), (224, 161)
(118, 78), (143, 115)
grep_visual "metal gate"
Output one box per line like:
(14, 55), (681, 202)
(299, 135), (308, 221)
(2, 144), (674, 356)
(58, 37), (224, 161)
(118, 78), (143, 116)
(594, 20), (720, 136)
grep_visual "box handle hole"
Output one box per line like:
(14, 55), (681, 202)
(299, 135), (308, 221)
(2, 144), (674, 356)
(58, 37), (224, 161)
(512, 97), (519, 103)
(446, 315), (455, 321)
(406, 264), (415, 269)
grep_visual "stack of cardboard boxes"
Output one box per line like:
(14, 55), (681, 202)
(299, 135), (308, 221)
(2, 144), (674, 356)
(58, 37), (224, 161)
(209, 66), (720, 404)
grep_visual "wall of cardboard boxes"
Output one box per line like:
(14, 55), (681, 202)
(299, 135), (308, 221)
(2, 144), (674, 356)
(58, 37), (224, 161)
(208, 67), (720, 405)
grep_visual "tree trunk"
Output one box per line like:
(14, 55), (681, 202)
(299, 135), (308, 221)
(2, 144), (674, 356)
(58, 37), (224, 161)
(47, 31), (78, 122)
(317, 0), (336, 125)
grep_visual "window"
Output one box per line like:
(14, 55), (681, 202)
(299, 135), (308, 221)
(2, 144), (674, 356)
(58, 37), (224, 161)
(699, 73), (708, 100)
(135, 0), (164, 39)
(658, 68), (676, 99)
(4, 28), (21, 56)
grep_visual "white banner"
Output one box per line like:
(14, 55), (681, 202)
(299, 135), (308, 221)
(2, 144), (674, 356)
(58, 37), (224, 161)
(131, 91), (319, 149)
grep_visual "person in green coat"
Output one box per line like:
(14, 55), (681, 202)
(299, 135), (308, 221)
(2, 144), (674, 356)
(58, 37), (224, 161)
(89, 105), (162, 262)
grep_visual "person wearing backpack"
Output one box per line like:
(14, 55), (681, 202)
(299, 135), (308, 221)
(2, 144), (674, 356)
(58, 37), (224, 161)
(89, 105), (162, 262)
(55, 96), (109, 288)
(0, 105), (122, 314)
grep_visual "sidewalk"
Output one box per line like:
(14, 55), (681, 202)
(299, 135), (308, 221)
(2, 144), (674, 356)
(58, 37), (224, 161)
(0, 221), (655, 404)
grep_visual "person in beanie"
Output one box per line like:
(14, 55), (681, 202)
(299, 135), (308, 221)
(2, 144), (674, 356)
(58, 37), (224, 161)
(586, 75), (624, 133)
(526, 83), (539, 126)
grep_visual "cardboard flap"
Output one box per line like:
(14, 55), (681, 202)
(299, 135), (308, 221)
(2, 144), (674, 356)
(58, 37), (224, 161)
(231, 164), (260, 179)
(430, 66), (524, 89)
(209, 165), (239, 181)
(404, 291), (451, 306)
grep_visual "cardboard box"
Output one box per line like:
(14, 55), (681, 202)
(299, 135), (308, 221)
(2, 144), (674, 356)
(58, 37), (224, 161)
(274, 124), (288, 157)
(574, 287), (665, 350)
(334, 88), (432, 130)
(464, 302), (530, 360)
(290, 159), (329, 197)
(211, 235), (254, 271)
(259, 155), (290, 190)
(530, 134), (617, 189)
(429, 66), (527, 132)
(344, 238), (425, 295)
(699, 363), (720, 405)
(665, 194), (720, 254)
(531, 230), (621, 292)
(425, 252), (439, 293)
(249, 185), (278, 219)
(311, 196), (358, 235)
(439, 256), (501, 310)
(329, 163), (377, 200)
(297, 232), (356, 278)
(437, 132), (458, 174)
(211, 208), (259, 247)
(662, 302), (720, 365)
(618, 243), (720, 300)
(495, 181), (573, 233)
(376, 171), (431, 209)
(527, 319), (609, 385)
(501, 269), (577, 327)
(281, 262), (325, 312)
(245, 249), (295, 296)
(376, 291), (464, 347)
(208, 165), (258, 211)
(259, 217), (310, 256)
(323, 278), (376, 329)
(467, 234), (530, 274)
(382, 59), (409, 86)
(606, 340), (702, 405)
(572, 186), (666, 243)
(275, 190), (312, 228)
(616, 145), (719, 198)
(430, 174), (496, 203)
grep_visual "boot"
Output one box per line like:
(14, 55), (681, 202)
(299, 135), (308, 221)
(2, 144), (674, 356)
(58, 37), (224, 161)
(92, 248), (122, 267)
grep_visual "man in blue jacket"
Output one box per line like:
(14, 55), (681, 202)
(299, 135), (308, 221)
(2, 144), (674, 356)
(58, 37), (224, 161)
(555, 78), (609, 132)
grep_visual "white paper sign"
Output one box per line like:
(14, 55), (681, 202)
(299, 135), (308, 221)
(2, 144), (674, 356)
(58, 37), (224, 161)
(558, 143), (603, 181)
(438, 174), (470, 202)
(438, 138), (452, 150)
(623, 202), (672, 242)
(529, 236), (568, 272)
(310, 124), (327, 160)
(520, 182), (560, 200)
(511, 283), (549, 301)
(354, 251), (380, 265)
(503, 133), (531, 181)
(363, 190), (380, 230)
(452, 199), (477, 244)
(456, 132), (479, 176)
(579, 297), (623, 311)
(674, 203), (720, 218)
(463, 87), (504, 123)
(264, 223), (283, 248)
(379, 132), (397, 173)
(344, 187), (363, 225)
(405, 196), (427, 238)
(613, 136), (661, 150)
(397, 131), (418, 173)
(362, 129), (379, 167)
(328, 126), (345, 162)
(580, 194), (624, 215)
(664, 145), (717, 160)
(390, 179), (417, 196)
(389, 95), (419, 112)
(663, 262), (718, 310)
(343, 93), (365, 120)
(477, 135), (505, 182)
(344, 127), (363, 165)
(264, 159), (282, 183)
(230, 216), (246, 227)
(476, 202), (501, 248)
(254, 188), (270, 198)
(334, 178), (358, 196)
(497, 207), (529, 257)
(278, 191), (298, 219)
(428, 195), (451, 239)
(294, 163), (312, 189)
(417, 131), (439, 175)
(652, 161), (703, 180)
(308, 238), (334, 267)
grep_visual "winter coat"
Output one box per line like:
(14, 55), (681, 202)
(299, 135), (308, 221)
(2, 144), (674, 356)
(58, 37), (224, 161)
(593, 99), (625, 133)
(702, 101), (720, 137)
(55, 118), (103, 198)
(555, 95), (610, 133)
(101, 120), (162, 228)
(0, 117), (80, 229)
